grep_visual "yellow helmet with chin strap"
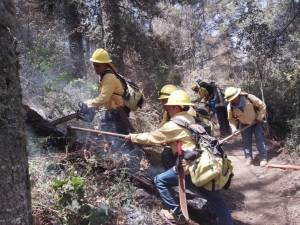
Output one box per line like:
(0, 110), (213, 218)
(90, 48), (112, 64)
(165, 90), (194, 106)
(224, 87), (241, 102)
(191, 83), (199, 92)
(158, 84), (177, 100)
(192, 80), (209, 100)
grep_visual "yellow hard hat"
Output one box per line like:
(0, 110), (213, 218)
(165, 90), (194, 106)
(158, 84), (177, 100)
(224, 87), (241, 102)
(90, 48), (112, 64)
(191, 83), (199, 92)
(199, 87), (209, 100)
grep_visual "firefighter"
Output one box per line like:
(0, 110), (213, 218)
(158, 84), (213, 169)
(192, 79), (231, 136)
(125, 90), (233, 225)
(157, 84), (178, 169)
(85, 48), (132, 134)
(158, 84), (178, 127)
(225, 87), (268, 166)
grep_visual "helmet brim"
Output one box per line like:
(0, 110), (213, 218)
(225, 88), (241, 102)
(90, 58), (112, 64)
(158, 95), (169, 100)
(165, 102), (195, 106)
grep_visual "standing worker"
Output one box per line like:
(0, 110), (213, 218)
(191, 79), (231, 136)
(125, 90), (233, 225)
(85, 48), (132, 134)
(224, 87), (268, 166)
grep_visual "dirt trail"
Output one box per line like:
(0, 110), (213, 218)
(222, 138), (300, 225)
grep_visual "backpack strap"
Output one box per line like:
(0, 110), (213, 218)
(246, 94), (261, 112)
(100, 69), (126, 97)
(100, 69), (114, 80)
(171, 117), (192, 130)
(171, 117), (207, 135)
(171, 118), (208, 137)
(171, 117), (207, 148)
(172, 117), (224, 157)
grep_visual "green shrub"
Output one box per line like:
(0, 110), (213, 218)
(242, 71), (299, 140)
(27, 33), (65, 72)
(285, 118), (300, 157)
(52, 176), (85, 208)
(45, 71), (74, 92)
(52, 175), (110, 225)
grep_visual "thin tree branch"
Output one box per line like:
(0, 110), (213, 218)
(272, 11), (299, 41)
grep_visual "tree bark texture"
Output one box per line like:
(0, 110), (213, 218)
(101, 0), (125, 74)
(63, 0), (86, 78)
(0, 1), (32, 224)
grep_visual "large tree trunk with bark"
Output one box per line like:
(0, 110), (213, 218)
(101, 0), (125, 74)
(63, 0), (86, 78)
(0, 1), (32, 224)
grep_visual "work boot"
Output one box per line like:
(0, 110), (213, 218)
(260, 159), (268, 167)
(159, 209), (187, 225)
(159, 209), (176, 224)
(245, 158), (252, 166)
(175, 214), (188, 225)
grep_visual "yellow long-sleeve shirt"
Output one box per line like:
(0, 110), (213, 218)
(227, 93), (266, 131)
(86, 73), (124, 109)
(130, 111), (196, 155)
(130, 111), (196, 173)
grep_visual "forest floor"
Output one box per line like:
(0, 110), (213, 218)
(222, 137), (300, 225)
(29, 128), (300, 225)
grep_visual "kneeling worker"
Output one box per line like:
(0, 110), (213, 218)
(158, 84), (178, 127)
(158, 84), (178, 169)
(158, 84), (212, 169)
(125, 90), (233, 225)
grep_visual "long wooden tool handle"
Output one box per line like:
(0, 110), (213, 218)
(267, 164), (300, 170)
(220, 124), (254, 144)
(177, 141), (189, 220)
(68, 126), (127, 138)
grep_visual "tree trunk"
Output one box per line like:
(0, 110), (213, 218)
(0, 1), (32, 224)
(63, 0), (86, 78)
(101, 0), (125, 74)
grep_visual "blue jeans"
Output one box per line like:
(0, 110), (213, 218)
(154, 168), (233, 225)
(241, 123), (267, 160)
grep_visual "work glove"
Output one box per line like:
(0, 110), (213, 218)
(175, 150), (199, 173)
(77, 102), (96, 122)
(182, 150), (199, 161)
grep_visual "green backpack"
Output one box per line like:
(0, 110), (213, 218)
(172, 117), (234, 191)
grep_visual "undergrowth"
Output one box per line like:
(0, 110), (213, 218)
(30, 149), (164, 225)
(30, 152), (132, 225)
